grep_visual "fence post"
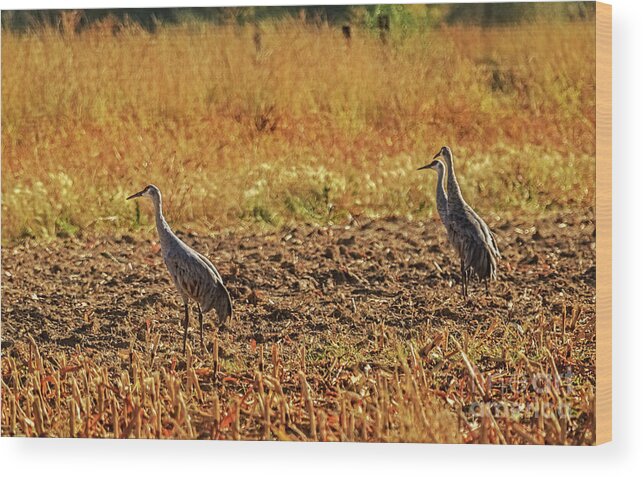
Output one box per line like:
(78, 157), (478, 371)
(377, 14), (390, 43)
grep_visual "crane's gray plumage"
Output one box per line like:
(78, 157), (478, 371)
(127, 184), (232, 352)
(419, 147), (500, 297)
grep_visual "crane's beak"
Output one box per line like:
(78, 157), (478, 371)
(417, 163), (431, 171)
(432, 151), (441, 160)
(126, 189), (146, 200)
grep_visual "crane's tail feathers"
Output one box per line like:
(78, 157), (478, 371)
(464, 241), (498, 282)
(219, 285), (234, 324)
(204, 283), (234, 326)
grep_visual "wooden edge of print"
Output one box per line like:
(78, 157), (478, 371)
(595, 1), (612, 445)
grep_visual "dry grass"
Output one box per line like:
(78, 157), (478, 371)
(2, 304), (595, 443)
(1, 336), (463, 441)
(2, 20), (595, 242)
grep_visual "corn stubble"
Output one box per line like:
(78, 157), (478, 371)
(1, 338), (455, 441)
(1, 299), (595, 444)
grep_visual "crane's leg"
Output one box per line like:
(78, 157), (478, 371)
(460, 259), (467, 298)
(182, 300), (189, 355)
(460, 259), (464, 297)
(197, 304), (205, 350)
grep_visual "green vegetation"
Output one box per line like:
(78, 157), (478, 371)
(2, 3), (596, 32)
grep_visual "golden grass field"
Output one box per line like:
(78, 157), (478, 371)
(2, 17), (597, 443)
(2, 19), (595, 241)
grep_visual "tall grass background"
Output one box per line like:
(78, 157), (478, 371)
(2, 15), (596, 242)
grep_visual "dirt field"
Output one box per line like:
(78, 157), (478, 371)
(1, 210), (596, 443)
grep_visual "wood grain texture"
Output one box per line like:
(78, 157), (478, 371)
(595, 1), (612, 445)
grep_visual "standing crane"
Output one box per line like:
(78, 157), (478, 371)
(127, 185), (233, 353)
(419, 147), (500, 297)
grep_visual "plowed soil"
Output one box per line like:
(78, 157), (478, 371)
(2, 212), (595, 367)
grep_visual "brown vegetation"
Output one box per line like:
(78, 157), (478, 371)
(2, 21), (595, 241)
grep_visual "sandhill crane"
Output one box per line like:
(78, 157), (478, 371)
(127, 185), (233, 353)
(420, 147), (500, 297)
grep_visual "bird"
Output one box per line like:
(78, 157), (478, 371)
(419, 147), (500, 297)
(127, 185), (233, 353)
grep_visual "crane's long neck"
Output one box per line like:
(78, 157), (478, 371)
(151, 195), (175, 251)
(435, 165), (448, 222)
(444, 152), (465, 206)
